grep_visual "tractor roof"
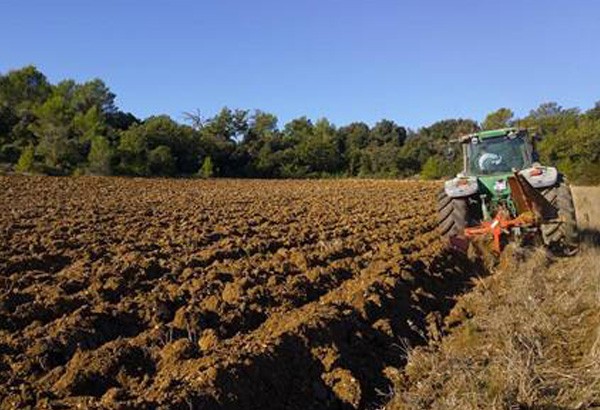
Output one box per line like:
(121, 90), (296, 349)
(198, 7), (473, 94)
(458, 127), (524, 143)
(475, 128), (519, 140)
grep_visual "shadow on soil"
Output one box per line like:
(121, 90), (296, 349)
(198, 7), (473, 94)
(580, 228), (600, 248)
(182, 249), (489, 410)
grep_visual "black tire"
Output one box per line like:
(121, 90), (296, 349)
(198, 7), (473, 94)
(540, 175), (579, 256)
(437, 189), (468, 238)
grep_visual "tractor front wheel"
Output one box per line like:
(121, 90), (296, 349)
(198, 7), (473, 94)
(437, 189), (468, 238)
(540, 176), (579, 256)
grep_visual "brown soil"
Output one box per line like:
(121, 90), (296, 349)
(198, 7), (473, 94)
(0, 177), (484, 409)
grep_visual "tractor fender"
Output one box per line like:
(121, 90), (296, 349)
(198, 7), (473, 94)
(518, 166), (558, 189)
(444, 176), (478, 198)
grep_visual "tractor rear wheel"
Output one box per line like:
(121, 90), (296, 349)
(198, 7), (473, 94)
(437, 189), (468, 238)
(540, 175), (579, 256)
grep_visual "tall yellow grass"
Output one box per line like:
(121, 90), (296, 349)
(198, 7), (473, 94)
(388, 185), (600, 410)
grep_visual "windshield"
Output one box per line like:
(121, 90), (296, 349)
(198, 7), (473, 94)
(467, 137), (530, 175)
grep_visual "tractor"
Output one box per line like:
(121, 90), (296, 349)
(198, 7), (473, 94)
(438, 128), (578, 255)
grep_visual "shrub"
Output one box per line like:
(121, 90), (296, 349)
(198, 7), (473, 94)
(199, 156), (214, 178)
(15, 145), (35, 173)
(420, 157), (444, 180)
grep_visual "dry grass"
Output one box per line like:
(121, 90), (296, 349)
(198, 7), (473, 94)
(572, 186), (600, 230)
(388, 186), (600, 410)
(573, 186), (600, 243)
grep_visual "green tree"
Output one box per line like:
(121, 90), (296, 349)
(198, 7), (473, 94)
(361, 144), (400, 176)
(284, 117), (314, 143)
(202, 107), (248, 142)
(521, 102), (580, 136)
(0, 66), (53, 149)
(0, 144), (21, 163)
(72, 106), (105, 142)
(397, 132), (435, 176)
(296, 118), (339, 175)
(198, 108), (249, 176)
(586, 101), (600, 120)
(118, 115), (198, 175)
(106, 111), (139, 131)
(482, 108), (514, 130)
(420, 156), (453, 180)
(71, 79), (117, 115)
(403, 119), (477, 177)
(118, 124), (149, 175)
(148, 145), (175, 176)
(15, 145), (34, 173)
(200, 156), (214, 178)
(87, 136), (112, 175)
(538, 115), (600, 184)
(0, 65), (51, 109)
(244, 111), (278, 147)
(0, 104), (16, 146)
(280, 117), (314, 177)
(30, 94), (79, 172)
(420, 118), (479, 141)
(338, 122), (370, 175)
(370, 119), (406, 146)
(239, 111), (279, 176)
(254, 141), (278, 176)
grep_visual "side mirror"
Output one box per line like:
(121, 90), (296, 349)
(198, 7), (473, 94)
(445, 146), (457, 160)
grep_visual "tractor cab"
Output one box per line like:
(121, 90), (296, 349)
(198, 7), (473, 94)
(445, 128), (554, 211)
(455, 128), (541, 219)
(463, 128), (534, 176)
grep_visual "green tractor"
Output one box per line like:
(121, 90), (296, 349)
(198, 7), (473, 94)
(438, 128), (578, 255)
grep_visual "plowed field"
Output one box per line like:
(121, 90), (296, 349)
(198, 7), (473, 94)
(0, 177), (481, 409)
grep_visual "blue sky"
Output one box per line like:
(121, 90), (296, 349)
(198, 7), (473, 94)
(1, 0), (599, 129)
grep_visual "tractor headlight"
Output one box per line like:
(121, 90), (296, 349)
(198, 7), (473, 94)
(444, 177), (478, 198)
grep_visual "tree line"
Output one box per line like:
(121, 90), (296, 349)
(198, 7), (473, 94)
(1, 66), (599, 183)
